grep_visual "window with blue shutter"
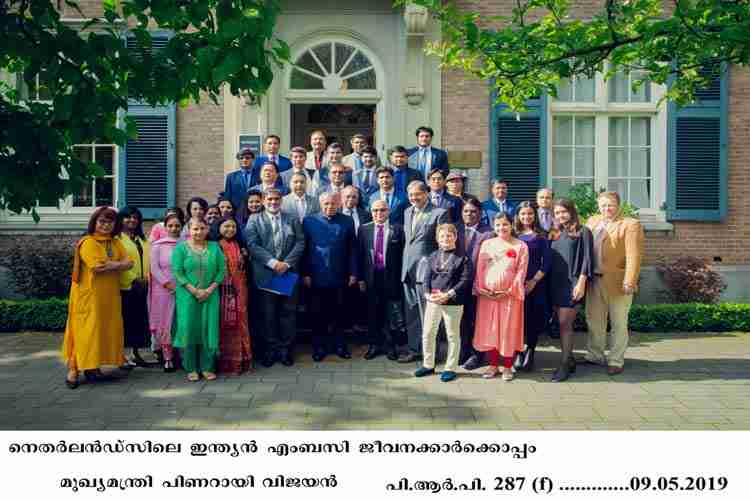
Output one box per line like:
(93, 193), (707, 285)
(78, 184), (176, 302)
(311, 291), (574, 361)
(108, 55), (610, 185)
(490, 95), (548, 203)
(667, 65), (728, 221)
(118, 32), (176, 219)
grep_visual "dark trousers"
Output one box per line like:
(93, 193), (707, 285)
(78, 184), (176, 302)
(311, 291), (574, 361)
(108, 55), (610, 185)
(403, 279), (426, 355)
(257, 288), (298, 354)
(309, 286), (346, 351)
(365, 271), (396, 348)
(121, 287), (149, 349)
(342, 284), (367, 331)
(459, 295), (479, 363)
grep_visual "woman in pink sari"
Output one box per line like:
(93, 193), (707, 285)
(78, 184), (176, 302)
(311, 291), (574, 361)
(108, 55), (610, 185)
(149, 211), (183, 372)
(473, 212), (529, 381)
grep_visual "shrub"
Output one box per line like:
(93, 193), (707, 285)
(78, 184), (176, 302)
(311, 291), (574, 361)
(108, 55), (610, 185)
(657, 256), (726, 304)
(1, 234), (78, 299)
(566, 184), (638, 222)
(0, 298), (68, 332)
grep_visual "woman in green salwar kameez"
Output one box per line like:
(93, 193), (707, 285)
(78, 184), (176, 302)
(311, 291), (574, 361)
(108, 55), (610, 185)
(171, 218), (226, 381)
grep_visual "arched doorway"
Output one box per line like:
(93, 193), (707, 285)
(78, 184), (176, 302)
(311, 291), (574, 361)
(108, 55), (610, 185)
(285, 37), (384, 154)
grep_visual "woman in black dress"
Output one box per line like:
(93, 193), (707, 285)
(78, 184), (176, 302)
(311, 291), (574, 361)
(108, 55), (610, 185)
(548, 198), (593, 381)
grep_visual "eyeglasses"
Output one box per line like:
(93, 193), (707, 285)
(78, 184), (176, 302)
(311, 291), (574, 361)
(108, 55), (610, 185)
(372, 208), (388, 212)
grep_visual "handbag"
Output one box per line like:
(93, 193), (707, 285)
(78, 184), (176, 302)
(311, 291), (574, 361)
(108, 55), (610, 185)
(221, 282), (239, 328)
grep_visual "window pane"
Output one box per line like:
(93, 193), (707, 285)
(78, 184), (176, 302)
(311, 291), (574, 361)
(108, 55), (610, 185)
(608, 179), (628, 204)
(631, 117), (650, 146)
(311, 43), (332, 74)
(290, 68), (324, 89)
(556, 79), (572, 102)
(552, 148), (573, 177)
(608, 71), (629, 103)
(631, 72), (650, 103)
(73, 182), (94, 207)
(335, 43), (355, 74)
(345, 68), (376, 90)
(575, 148), (595, 177)
(609, 117), (628, 146)
(95, 177), (114, 207)
(341, 50), (371, 77)
(631, 147), (650, 177)
(95, 146), (115, 176)
(551, 178), (572, 197)
(608, 148), (628, 177)
(629, 179), (651, 208)
(575, 117), (595, 145)
(295, 51), (324, 76)
(574, 76), (595, 102)
(554, 116), (573, 145)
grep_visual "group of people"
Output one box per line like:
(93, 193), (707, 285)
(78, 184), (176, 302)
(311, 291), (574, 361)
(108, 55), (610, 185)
(61, 126), (644, 388)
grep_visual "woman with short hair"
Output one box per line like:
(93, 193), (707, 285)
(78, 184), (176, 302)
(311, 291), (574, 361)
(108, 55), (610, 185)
(62, 207), (133, 388)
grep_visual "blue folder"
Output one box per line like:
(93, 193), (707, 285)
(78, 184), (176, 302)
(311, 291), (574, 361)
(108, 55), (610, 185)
(259, 271), (299, 297)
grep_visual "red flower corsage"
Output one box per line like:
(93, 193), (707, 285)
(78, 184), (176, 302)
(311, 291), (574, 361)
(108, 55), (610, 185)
(506, 249), (517, 259)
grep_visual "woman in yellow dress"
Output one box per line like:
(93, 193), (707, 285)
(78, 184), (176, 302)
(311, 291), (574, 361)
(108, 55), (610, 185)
(62, 207), (134, 388)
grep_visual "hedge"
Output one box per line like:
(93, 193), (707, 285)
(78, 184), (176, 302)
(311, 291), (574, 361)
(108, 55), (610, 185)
(1, 299), (749, 334)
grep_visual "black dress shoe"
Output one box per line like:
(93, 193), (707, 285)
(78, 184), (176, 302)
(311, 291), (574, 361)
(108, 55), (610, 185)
(336, 347), (352, 359)
(261, 353), (276, 368)
(550, 364), (571, 382)
(363, 345), (382, 360)
(386, 348), (399, 361)
(397, 352), (422, 363)
(521, 347), (536, 371)
(280, 352), (294, 367)
(462, 354), (482, 371)
(312, 349), (327, 362)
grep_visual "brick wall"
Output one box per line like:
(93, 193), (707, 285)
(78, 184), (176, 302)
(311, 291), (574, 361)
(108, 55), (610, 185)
(443, 0), (750, 266)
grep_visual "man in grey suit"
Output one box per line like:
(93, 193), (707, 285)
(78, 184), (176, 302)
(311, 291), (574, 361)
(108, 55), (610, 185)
(246, 188), (305, 367)
(399, 180), (449, 363)
(280, 146), (316, 195)
(282, 172), (320, 223)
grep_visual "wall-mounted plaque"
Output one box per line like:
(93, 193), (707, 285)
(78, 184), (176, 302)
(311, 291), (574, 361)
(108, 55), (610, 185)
(448, 150), (482, 169)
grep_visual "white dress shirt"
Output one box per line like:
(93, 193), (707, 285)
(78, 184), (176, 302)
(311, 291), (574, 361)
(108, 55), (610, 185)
(343, 207), (361, 235)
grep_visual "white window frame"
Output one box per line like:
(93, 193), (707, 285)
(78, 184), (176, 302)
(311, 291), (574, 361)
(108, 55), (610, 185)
(67, 143), (119, 213)
(548, 69), (668, 220)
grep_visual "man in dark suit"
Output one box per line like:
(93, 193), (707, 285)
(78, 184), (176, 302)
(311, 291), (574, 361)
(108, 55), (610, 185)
(536, 187), (555, 232)
(357, 199), (405, 361)
(341, 185), (372, 335)
(246, 188), (305, 367)
(302, 192), (358, 362)
(251, 134), (293, 184)
(369, 166), (409, 225)
(281, 172), (320, 223)
(399, 180), (449, 363)
(250, 161), (289, 196)
(481, 178), (516, 226)
(351, 146), (380, 201)
(407, 126), (450, 178)
(390, 145), (423, 196)
(222, 148), (256, 210)
(426, 168), (463, 222)
(455, 197), (494, 370)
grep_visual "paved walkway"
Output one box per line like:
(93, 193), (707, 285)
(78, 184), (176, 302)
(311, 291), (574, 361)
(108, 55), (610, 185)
(1, 331), (749, 430)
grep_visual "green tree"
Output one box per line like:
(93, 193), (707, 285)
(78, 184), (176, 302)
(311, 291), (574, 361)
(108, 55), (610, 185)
(0, 0), (289, 220)
(402, 0), (749, 110)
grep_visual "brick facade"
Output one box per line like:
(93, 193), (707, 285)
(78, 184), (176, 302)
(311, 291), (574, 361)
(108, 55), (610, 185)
(443, 0), (750, 266)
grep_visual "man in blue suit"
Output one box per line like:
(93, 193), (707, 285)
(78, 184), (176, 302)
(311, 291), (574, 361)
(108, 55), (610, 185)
(426, 168), (463, 222)
(408, 126), (450, 178)
(351, 146), (380, 201)
(251, 135), (293, 185)
(481, 179), (516, 226)
(302, 192), (358, 362)
(222, 148), (257, 210)
(368, 166), (409, 225)
(390, 145), (423, 196)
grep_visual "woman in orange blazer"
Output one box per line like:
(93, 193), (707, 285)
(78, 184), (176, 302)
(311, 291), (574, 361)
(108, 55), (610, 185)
(584, 191), (644, 375)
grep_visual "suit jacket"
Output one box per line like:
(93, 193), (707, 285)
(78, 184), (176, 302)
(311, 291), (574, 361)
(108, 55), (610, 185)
(342, 152), (382, 171)
(537, 207), (554, 232)
(252, 154), (293, 176)
(391, 166), (423, 195)
(428, 190), (463, 222)
(357, 222), (405, 299)
(401, 203), (450, 283)
(407, 146), (450, 178)
(250, 182), (290, 196)
(368, 189), (410, 225)
(481, 198), (517, 226)
(342, 206), (372, 236)
(280, 168), (316, 196)
(245, 211), (305, 289)
(423, 250), (473, 305)
(455, 222), (493, 266)
(281, 192), (320, 222)
(586, 214), (644, 296)
(222, 169), (255, 211)
(302, 213), (358, 288)
(351, 167), (380, 201)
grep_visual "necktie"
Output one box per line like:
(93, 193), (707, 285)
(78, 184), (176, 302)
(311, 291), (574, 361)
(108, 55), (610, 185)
(242, 170), (251, 190)
(412, 209), (422, 233)
(375, 225), (385, 270)
(296, 198), (305, 221)
(541, 210), (551, 230)
(465, 227), (473, 253)
(271, 216), (282, 256)
(364, 169), (371, 188)
(355, 155), (363, 170)
(385, 192), (391, 208)
(419, 148), (427, 173)
(432, 193), (440, 207)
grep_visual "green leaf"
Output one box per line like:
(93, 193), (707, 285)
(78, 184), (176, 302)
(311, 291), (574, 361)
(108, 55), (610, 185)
(212, 49), (243, 82)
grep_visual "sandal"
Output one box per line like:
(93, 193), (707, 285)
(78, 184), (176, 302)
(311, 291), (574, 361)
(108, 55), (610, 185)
(502, 368), (514, 382)
(203, 372), (217, 381)
(482, 367), (499, 379)
(65, 371), (79, 389)
(186, 372), (200, 382)
(163, 360), (175, 373)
